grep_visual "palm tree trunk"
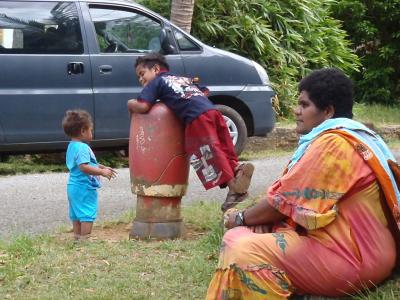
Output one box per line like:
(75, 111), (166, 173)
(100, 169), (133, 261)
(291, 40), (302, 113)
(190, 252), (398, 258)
(170, 0), (195, 33)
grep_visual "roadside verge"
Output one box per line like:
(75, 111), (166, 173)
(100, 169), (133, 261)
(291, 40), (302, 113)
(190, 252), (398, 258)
(245, 125), (400, 152)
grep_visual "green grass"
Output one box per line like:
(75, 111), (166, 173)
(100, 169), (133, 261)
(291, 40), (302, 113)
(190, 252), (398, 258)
(0, 151), (128, 176)
(388, 139), (400, 149)
(1, 201), (400, 299)
(353, 103), (400, 126)
(239, 148), (294, 161)
(277, 103), (400, 126)
(0, 157), (66, 175)
(0, 201), (222, 300)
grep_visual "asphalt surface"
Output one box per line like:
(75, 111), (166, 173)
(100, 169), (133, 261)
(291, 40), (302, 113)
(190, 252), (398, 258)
(1, 149), (399, 239)
(0, 155), (290, 239)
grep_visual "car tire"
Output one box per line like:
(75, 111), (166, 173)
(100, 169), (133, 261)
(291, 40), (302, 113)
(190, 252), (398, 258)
(215, 104), (247, 156)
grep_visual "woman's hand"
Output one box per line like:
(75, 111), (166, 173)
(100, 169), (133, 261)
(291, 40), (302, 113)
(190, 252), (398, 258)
(223, 198), (286, 230)
(224, 210), (240, 229)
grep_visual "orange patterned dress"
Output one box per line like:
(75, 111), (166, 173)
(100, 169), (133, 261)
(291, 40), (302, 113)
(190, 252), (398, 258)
(206, 133), (397, 299)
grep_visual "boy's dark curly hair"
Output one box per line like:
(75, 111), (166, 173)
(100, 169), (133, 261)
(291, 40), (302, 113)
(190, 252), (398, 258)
(62, 109), (93, 138)
(299, 68), (354, 118)
(135, 53), (170, 70)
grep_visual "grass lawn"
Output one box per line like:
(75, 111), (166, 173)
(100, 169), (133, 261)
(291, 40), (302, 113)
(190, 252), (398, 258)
(352, 103), (400, 126)
(0, 202), (223, 300)
(277, 102), (400, 127)
(1, 200), (400, 299)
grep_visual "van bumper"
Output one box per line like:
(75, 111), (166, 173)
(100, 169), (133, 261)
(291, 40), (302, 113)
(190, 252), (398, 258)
(238, 86), (275, 136)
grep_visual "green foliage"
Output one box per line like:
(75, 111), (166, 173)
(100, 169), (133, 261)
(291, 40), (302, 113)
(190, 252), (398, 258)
(0, 154), (67, 175)
(134, 0), (360, 116)
(191, 0), (360, 116)
(135, 0), (171, 19)
(332, 0), (400, 105)
(0, 151), (128, 175)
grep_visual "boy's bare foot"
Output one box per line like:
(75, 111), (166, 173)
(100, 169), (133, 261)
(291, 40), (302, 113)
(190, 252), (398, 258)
(232, 163), (254, 194)
(221, 191), (248, 212)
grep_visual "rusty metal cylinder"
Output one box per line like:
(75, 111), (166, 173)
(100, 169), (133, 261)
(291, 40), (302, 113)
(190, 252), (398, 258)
(129, 103), (189, 239)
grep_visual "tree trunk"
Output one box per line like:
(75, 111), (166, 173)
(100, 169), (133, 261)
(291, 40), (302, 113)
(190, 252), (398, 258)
(170, 0), (195, 33)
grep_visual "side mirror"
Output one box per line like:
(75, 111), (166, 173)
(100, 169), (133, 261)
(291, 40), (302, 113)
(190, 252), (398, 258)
(160, 28), (176, 54)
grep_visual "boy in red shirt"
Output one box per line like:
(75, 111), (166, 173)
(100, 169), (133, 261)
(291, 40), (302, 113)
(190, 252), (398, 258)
(127, 53), (254, 211)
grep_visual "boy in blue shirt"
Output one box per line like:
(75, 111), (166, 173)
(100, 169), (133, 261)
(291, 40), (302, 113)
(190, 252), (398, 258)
(62, 110), (117, 240)
(127, 53), (254, 212)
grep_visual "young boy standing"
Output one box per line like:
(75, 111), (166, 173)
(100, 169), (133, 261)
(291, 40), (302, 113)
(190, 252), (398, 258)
(62, 110), (117, 240)
(127, 53), (254, 211)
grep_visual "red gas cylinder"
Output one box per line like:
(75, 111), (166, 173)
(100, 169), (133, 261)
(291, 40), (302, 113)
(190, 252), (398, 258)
(129, 103), (189, 239)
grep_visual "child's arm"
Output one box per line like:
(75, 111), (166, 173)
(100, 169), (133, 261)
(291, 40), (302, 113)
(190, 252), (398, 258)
(79, 163), (117, 180)
(127, 99), (151, 114)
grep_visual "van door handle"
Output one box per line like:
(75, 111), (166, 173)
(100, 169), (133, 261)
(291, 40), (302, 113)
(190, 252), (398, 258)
(99, 65), (112, 74)
(67, 62), (84, 75)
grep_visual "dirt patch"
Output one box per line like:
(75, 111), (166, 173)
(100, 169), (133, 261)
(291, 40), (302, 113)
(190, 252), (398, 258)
(58, 223), (206, 243)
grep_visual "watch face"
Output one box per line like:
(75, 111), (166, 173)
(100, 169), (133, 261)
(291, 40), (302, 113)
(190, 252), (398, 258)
(235, 212), (243, 226)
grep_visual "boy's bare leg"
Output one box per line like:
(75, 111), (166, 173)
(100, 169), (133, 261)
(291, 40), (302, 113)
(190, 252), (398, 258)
(80, 222), (93, 239)
(72, 221), (81, 240)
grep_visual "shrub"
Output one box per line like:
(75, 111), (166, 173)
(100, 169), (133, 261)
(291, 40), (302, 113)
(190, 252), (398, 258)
(332, 0), (400, 106)
(137, 0), (360, 117)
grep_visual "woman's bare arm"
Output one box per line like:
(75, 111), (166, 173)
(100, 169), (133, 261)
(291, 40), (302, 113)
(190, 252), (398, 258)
(225, 198), (285, 229)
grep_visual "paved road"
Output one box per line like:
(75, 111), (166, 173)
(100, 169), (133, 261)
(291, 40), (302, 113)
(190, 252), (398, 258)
(1, 149), (399, 239)
(0, 155), (290, 239)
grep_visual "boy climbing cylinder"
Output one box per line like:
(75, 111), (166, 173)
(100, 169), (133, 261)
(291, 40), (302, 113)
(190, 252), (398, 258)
(129, 103), (189, 239)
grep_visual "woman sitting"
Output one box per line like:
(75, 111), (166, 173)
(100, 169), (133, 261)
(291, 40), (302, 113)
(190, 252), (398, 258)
(205, 68), (400, 299)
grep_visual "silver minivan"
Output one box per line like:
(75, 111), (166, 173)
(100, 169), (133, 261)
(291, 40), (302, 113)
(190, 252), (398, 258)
(0, 0), (275, 155)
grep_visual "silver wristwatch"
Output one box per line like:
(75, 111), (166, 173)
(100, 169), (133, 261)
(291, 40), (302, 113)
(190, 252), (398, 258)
(234, 211), (246, 226)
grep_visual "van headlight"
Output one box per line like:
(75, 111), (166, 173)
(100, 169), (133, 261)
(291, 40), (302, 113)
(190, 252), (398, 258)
(252, 61), (271, 86)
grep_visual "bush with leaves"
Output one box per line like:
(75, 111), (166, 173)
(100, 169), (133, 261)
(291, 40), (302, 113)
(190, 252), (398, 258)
(191, 0), (360, 116)
(332, 0), (400, 106)
(136, 0), (359, 117)
(135, 0), (170, 18)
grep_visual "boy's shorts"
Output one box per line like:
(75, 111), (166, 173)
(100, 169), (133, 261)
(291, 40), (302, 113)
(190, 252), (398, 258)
(185, 109), (238, 190)
(67, 185), (98, 222)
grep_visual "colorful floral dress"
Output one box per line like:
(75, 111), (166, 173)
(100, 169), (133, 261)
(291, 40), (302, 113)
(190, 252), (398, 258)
(206, 129), (399, 299)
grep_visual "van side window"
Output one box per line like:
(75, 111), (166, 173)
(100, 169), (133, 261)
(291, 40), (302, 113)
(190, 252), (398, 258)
(0, 1), (83, 54)
(89, 6), (162, 54)
(174, 30), (200, 51)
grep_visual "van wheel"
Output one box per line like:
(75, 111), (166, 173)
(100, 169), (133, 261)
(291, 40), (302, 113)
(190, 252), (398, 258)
(215, 105), (247, 156)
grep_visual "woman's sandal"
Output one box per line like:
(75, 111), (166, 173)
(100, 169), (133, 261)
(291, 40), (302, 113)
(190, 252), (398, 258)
(221, 191), (248, 212)
(233, 163), (255, 194)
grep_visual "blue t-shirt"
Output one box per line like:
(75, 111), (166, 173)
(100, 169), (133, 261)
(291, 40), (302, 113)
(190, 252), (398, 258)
(66, 141), (101, 189)
(137, 71), (214, 124)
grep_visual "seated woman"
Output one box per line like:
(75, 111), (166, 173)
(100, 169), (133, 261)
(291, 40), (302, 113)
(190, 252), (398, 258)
(205, 68), (400, 299)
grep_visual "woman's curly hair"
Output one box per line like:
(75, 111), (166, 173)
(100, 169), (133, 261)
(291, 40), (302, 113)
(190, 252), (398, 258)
(299, 68), (354, 118)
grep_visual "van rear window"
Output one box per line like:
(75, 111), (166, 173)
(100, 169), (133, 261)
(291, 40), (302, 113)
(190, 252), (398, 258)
(0, 1), (83, 54)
